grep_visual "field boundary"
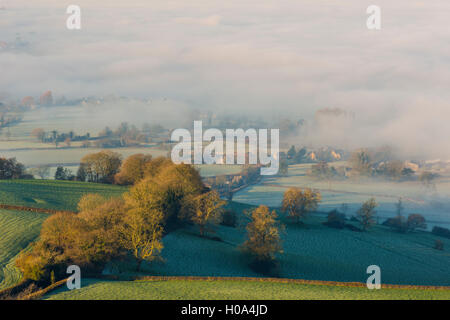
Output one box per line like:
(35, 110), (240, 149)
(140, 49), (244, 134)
(132, 276), (450, 291)
(24, 279), (69, 300)
(0, 204), (76, 215)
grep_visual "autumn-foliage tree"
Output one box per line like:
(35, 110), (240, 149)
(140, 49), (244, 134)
(16, 157), (207, 283)
(79, 151), (122, 183)
(281, 187), (321, 223)
(16, 196), (127, 281)
(356, 198), (378, 231)
(182, 191), (225, 236)
(77, 193), (109, 212)
(121, 188), (165, 271)
(114, 153), (153, 185)
(242, 205), (283, 272)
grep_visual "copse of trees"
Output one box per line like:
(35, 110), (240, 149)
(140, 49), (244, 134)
(96, 122), (158, 148)
(54, 166), (75, 180)
(286, 145), (307, 164)
(406, 214), (427, 232)
(31, 128), (90, 146)
(0, 157), (28, 179)
(383, 199), (427, 233)
(16, 197), (128, 281)
(77, 150), (122, 183)
(281, 187), (321, 223)
(16, 157), (218, 282)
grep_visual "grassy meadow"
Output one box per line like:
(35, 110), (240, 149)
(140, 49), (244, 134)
(45, 278), (450, 300)
(0, 209), (48, 290)
(0, 179), (127, 212)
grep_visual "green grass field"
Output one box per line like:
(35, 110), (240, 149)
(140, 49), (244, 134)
(45, 279), (450, 300)
(0, 179), (127, 211)
(0, 209), (48, 290)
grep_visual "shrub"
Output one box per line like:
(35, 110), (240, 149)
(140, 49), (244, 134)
(324, 210), (346, 229)
(383, 216), (407, 233)
(434, 239), (444, 251)
(221, 209), (238, 228)
(432, 226), (450, 239)
(406, 214), (427, 232)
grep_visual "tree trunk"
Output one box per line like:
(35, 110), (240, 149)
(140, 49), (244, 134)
(136, 259), (143, 272)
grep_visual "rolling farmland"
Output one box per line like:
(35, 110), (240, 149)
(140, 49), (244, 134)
(0, 209), (48, 290)
(0, 179), (127, 212)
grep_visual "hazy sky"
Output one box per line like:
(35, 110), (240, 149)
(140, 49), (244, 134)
(1, 1), (449, 157)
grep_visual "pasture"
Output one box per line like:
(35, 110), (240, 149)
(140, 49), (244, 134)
(0, 180), (127, 212)
(195, 164), (243, 177)
(45, 278), (450, 300)
(0, 209), (48, 290)
(234, 163), (450, 229)
(105, 211), (450, 287)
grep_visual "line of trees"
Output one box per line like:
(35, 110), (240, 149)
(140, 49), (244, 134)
(31, 128), (90, 147)
(16, 157), (227, 282)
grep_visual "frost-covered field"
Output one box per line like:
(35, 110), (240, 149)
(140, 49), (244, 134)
(234, 163), (450, 229)
(108, 214), (450, 286)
